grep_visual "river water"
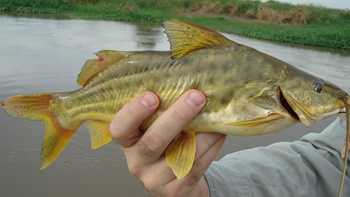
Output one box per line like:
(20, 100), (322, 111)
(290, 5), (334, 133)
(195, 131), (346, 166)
(0, 15), (349, 196)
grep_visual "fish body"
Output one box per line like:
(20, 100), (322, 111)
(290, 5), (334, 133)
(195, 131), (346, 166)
(2, 19), (349, 180)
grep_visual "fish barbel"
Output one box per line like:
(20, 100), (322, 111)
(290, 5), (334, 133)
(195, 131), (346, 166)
(2, 19), (350, 184)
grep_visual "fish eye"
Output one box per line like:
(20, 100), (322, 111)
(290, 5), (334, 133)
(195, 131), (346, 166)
(313, 81), (324, 93)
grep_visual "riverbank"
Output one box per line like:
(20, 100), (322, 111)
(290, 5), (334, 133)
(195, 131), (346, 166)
(1, 0), (349, 49)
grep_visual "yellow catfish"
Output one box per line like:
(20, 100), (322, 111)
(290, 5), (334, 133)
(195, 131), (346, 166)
(2, 19), (349, 182)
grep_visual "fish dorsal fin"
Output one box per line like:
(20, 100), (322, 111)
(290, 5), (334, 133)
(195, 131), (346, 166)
(163, 19), (233, 59)
(77, 50), (132, 86)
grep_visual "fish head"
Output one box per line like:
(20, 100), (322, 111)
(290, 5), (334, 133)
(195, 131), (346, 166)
(279, 71), (348, 127)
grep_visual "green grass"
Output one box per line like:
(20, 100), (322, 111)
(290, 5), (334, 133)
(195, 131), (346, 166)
(1, 0), (349, 50)
(70, 5), (162, 22)
(225, 21), (349, 49)
(0, 0), (74, 13)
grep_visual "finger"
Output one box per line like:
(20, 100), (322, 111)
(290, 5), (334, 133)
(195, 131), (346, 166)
(110, 92), (159, 148)
(135, 89), (206, 163)
(194, 133), (226, 161)
(138, 157), (177, 192)
(148, 134), (226, 195)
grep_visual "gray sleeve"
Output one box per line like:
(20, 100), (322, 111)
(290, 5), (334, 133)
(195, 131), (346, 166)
(205, 118), (350, 197)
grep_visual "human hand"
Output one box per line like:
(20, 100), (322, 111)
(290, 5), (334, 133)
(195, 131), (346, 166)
(109, 89), (226, 197)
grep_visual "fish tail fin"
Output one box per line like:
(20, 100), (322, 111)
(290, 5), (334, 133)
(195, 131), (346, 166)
(2, 93), (79, 169)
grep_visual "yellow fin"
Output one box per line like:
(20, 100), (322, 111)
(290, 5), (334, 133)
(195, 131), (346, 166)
(77, 50), (133, 86)
(163, 19), (233, 59)
(41, 122), (78, 169)
(166, 131), (196, 179)
(225, 113), (283, 127)
(86, 120), (112, 149)
(2, 93), (53, 120)
(1, 93), (79, 169)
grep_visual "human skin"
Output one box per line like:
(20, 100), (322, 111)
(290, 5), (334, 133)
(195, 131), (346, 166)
(109, 89), (227, 197)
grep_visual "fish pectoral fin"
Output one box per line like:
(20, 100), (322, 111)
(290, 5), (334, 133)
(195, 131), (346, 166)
(225, 113), (283, 127)
(85, 120), (112, 149)
(77, 50), (134, 86)
(250, 94), (282, 111)
(166, 131), (196, 179)
(163, 19), (234, 60)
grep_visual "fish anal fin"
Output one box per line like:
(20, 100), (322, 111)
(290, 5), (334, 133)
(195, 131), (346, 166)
(77, 50), (133, 86)
(225, 113), (283, 127)
(86, 120), (112, 149)
(166, 131), (196, 179)
(163, 19), (233, 59)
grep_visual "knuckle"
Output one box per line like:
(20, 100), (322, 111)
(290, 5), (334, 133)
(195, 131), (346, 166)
(192, 158), (206, 173)
(127, 158), (142, 177)
(128, 165), (140, 177)
(172, 108), (188, 123)
(137, 133), (165, 158)
(140, 164), (173, 196)
(182, 161), (204, 187)
(184, 170), (202, 187)
(142, 179), (158, 194)
(109, 103), (138, 140)
(109, 123), (121, 140)
(123, 101), (139, 119)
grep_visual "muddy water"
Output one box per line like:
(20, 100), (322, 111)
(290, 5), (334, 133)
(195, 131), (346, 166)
(0, 15), (349, 196)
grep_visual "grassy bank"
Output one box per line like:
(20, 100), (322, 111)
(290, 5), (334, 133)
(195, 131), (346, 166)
(1, 0), (349, 49)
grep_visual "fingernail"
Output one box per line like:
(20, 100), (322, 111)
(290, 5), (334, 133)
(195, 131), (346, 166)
(141, 93), (157, 107)
(187, 91), (204, 107)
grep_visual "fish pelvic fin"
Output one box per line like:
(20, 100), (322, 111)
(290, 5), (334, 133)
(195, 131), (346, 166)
(85, 120), (112, 149)
(163, 19), (234, 60)
(225, 113), (284, 127)
(166, 131), (196, 179)
(2, 93), (80, 169)
(77, 50), (134, 86)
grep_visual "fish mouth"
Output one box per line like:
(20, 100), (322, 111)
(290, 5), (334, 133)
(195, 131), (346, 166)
(278, 87), (300, 121)
(278, 87), (316, 127)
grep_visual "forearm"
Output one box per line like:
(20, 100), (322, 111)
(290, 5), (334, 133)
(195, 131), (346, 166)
(205, 118), (349, 197)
